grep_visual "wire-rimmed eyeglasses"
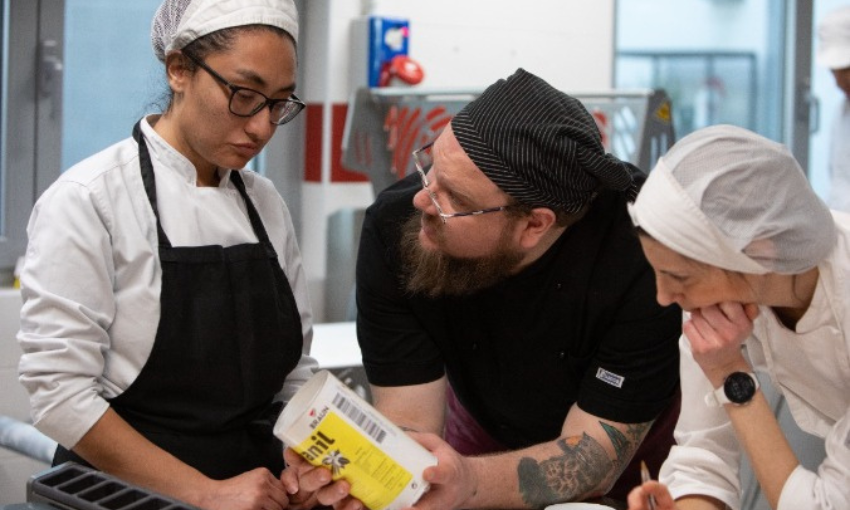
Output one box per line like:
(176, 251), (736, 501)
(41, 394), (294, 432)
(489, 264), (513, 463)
(412, 142), (512, 224)
(183, 52), (305, 125)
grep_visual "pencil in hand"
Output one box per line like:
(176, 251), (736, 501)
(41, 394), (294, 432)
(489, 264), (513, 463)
(640, 460), (658, 510)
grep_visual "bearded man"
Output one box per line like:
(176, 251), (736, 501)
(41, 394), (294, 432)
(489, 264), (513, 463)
(352, 69), (682, 509)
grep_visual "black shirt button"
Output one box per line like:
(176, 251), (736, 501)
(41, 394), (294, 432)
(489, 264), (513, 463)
(558, 351), (566, 360)
(472, 342), (478, 351)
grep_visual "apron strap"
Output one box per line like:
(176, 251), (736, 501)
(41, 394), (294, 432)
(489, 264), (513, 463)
(133, 119), (275, 254)
(132, 121), (172, 249)
(229, 171), (276, 252)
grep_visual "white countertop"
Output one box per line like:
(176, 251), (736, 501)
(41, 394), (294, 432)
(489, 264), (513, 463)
(311, 321), (362, 369)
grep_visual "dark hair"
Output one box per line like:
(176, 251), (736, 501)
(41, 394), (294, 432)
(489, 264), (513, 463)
(157, 24), (295, 112)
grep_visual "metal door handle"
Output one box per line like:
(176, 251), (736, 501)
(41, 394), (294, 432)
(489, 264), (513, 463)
(39, 39), (64, 118)
(809, 92), (820, 135)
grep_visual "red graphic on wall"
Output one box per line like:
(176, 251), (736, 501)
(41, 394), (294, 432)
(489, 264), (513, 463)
(591, 109), (609, 151)
(305, 104), (371, 183)
(305, 101), (454, 184)
(384, 104), (453, 179)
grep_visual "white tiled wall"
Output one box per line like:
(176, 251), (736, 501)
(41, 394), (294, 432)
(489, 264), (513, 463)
(0, 289), (50, 505)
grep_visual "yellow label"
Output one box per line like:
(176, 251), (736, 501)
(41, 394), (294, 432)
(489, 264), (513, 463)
(294, 412), (412, 510)
(655, 101), (672, 123)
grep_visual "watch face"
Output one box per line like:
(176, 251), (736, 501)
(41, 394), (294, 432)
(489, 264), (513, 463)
(724, 372), (757, 404)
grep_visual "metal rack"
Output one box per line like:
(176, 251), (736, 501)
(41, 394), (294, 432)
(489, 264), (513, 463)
(341, 86), (675, 195)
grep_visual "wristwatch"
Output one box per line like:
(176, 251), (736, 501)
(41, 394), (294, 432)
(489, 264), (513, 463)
(704, 371), (759, 407)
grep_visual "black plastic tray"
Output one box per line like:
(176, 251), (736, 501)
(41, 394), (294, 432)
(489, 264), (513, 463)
(27, 462), (200, 510)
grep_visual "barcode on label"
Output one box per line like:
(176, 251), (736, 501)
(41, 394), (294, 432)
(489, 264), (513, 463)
(332, 393), (388, 443)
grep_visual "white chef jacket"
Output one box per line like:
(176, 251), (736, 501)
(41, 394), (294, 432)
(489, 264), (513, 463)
(660, 211), (850, 510)
(17, 117), (317, 449)
(828, 100), (850, 213)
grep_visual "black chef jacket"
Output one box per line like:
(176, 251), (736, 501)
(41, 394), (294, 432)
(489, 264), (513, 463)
(356, 173), (681, 449)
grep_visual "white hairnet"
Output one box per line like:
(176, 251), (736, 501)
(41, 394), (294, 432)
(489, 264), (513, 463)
(629, 125), (836, 275)
(817, 5), (850, 70)
(151, 0), (299, 62)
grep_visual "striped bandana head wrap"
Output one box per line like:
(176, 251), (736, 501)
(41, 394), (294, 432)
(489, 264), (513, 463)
(451, 68), (635, 213)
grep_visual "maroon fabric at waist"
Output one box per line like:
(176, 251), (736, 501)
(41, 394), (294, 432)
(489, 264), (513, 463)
(444, 384), (507, 455)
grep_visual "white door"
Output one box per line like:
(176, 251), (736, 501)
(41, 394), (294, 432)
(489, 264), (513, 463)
(0, 0), (65, 273)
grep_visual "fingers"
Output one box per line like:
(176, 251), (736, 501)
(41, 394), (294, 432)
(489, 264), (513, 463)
(261, 469), (290, 509)
(297, 466), (333, 492)
(286, 491), (319, 510)
(209, 468), (290, 510)
(699, 303), (746, 330)
(644, 480), (675, 507)
(626, 485), (651, 510)
(281, 449), (306, 495)
(687, 302), (754, 349)
(279, 467), (298, 495)
(282, 448), (335, 492)
(685, 303), (756, 383)
(743, 302), (760, 321)
(717, 301), (746, 321)
(283, 448), (309, 472)
(288, 479), (353, 509)
(281, 448), (356, 509)
(314, 480), (353, 507)
(403, 490), (441, 510)
(332, 496), (365, 510)
(626, 481), (675, 510)
(681, 317), (705, 346)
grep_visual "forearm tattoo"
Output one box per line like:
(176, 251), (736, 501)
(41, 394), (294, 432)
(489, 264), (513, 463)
(517, 421), (652, 507)
(600, 422), (630, 463)
(518, 433), (610, 506)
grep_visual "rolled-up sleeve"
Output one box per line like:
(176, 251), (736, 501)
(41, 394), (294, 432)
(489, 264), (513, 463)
(660, 334), (745, 510)
(777, 410), (850, 510)
(18, 181), (116, 448)
(663, 335), (850, 510)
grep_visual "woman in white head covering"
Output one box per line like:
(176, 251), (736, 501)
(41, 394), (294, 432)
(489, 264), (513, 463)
(16, 1), (338, 509)
(817, 5), (850, 213)
(625, 125), (850, 510)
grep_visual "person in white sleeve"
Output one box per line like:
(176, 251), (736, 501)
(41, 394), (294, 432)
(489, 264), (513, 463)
(15, 1), (340, 509)
(817, 5), (850, 213)
(625, 125), (850, 510)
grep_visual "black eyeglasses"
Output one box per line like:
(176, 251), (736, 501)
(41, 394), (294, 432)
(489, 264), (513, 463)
(183, 52), (305, 125)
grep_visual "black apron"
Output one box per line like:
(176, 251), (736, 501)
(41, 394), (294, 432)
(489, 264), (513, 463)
(55, 121), (304, 479)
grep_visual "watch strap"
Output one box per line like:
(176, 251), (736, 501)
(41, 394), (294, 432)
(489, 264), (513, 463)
(704, 371), (759, 407)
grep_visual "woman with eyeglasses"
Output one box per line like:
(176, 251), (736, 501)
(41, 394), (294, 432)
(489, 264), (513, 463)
(626, 125), (850, 510)
(16, 1), (331, 509)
